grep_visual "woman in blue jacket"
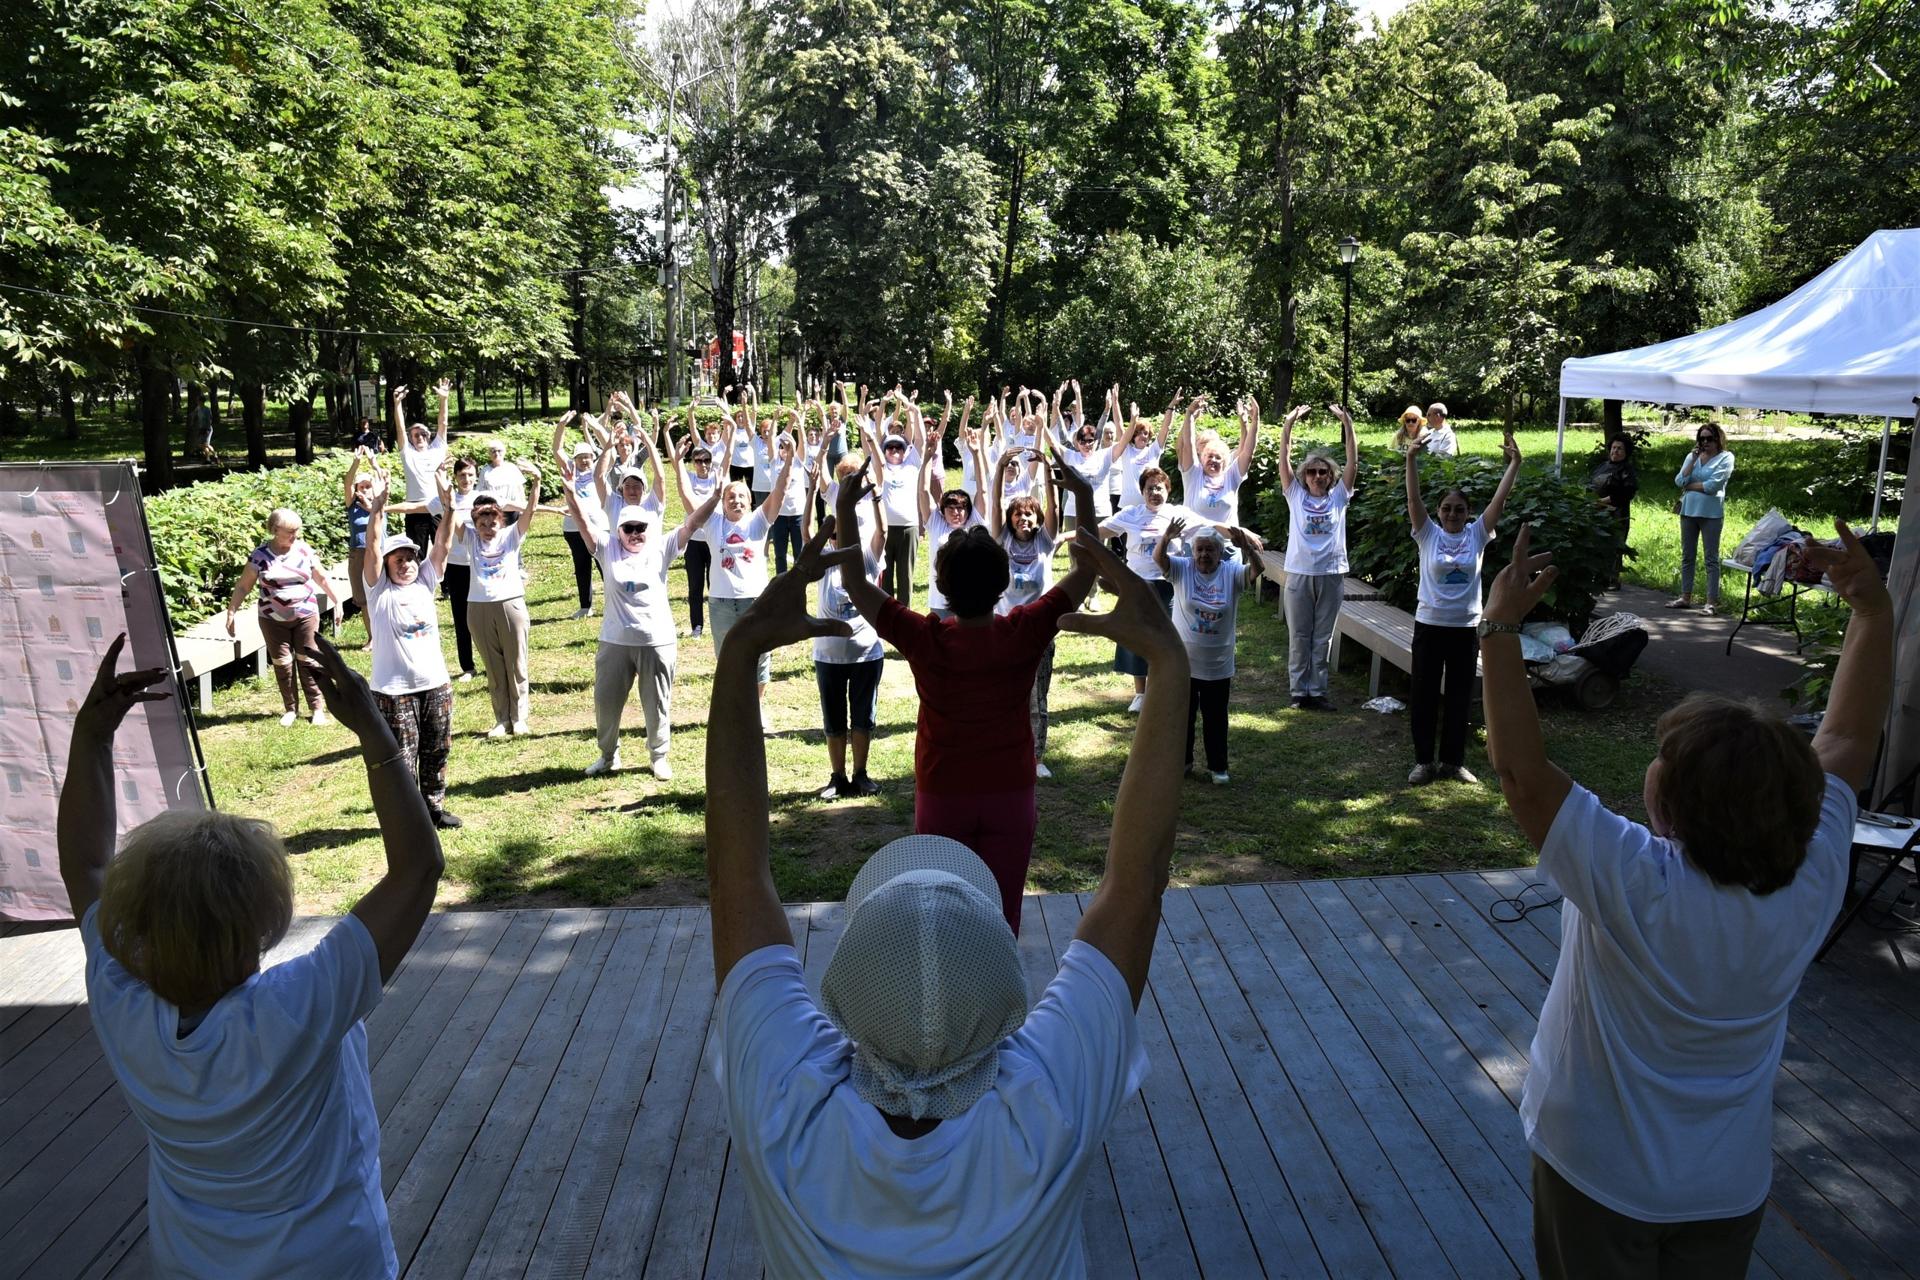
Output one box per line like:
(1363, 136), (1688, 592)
(1668, 422), (1735, 614)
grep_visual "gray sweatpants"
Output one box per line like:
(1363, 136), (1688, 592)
(468, 597), (530, 726)
(1284, 573), (1345, 698)
(594, 641), (676, 763)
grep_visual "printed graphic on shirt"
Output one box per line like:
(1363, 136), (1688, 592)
(1435, 534), (1473, 585)
(1299, 496), (1334, 538)
(720, 531), (755, 573)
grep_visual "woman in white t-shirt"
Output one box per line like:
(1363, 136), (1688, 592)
(673, 425), (723, 638)
(708, 445), (796, 730)
(1176, 392), (1258, 529)
(861, 394), (924, 604)
(364, 470), (462, 828)
(1098, 467), (1208, 713)
(770, 420), (812, 574)
(447, 468), (554, 738)
(551, 408), (610, 620)
(1156, 519), (1263, 784)
(986, 450), (1060, 777)
(1050, 403), (1117, 531)
(919, 417), (985, 620)
(564, 458), (723, 779)
(1403, 429), (1519, 785)
(1276, 403), (1359, 710)
(805, 462), (888, 798)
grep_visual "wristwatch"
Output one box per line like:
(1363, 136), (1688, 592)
(1476, 619), (1522, 637)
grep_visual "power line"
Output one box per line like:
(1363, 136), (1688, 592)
(0, 283), (464, 340)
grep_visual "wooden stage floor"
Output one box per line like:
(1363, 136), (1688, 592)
(3, 869), (1915, 1278)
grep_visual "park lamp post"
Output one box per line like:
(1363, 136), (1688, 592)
(1338, 235), (1360, 409)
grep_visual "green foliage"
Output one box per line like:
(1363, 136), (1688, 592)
(1258, 445), (1621, 626)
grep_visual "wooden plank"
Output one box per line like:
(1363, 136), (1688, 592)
(401, 910), (618, 1277)
(0, 927), (80, 1009)
(1402, 874), (1551, 1016)
(1378, 876), (1540, 1062)
(81, 1212), (147, 1280)
(1751, 1201), (1846, 1279)
(0, 1004), (101, 1150)
(1764, 1152), (1904, 1278)
(1036, 892), (1143, 1280)
(363, 910), (463, 1067)
(0, 1110), (146, 1278)
(525, 907), (699, 1278)
(641, 990), (738, 1278)
(1767, 1099), (1920, 1266)
(1782, 1017), (1920, 1145)
(465, 910), (670, 1280)
(372, 909), (522, 1124)
(1440, 872), (1560, 979)
(0, 1054), (125, 1234)
(1153, 891), (1331, 1277)
(1292, 882), (1532, 1276)
(1474, 870), (1565, 955)
(582, 911), (720, 1279)
(800, 899), (845, 1001)
(15, 1142), (147, 1280)
(1772, 1059), (1920, 1233)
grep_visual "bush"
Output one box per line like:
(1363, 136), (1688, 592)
(1256, 444), (1621, 628)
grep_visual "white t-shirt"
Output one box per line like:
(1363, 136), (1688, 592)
(480, 461), (526, 508)
(464, 521), (527, 604)
(1101, 502), (1204, 581)
(1423, 425), (1459, 456)
(366, 560), (450, 695)
(708, 509), (772, 598)
(562, 465), (602, 534)
(813, 550), (885, 664)
(999, 529), (1056, 613)
(778, 454), (811, 517)
(1182, 461), (1243, 527)
(400, 440), (447, 510)
(605, 489), (666, 533)
(880, 450), (921, 527)
(1117, 442), (1162, 509)
(924, 513), (984, 613)
(958, 439), (1004, 499)
(1412, 519), (1493, 627)
(1523, 778), (1853, 1223)
(1283, 479), (1351, 576)
(686, 469), (721, 542)
(729, 423), (757, 469)
(1165, 554), (1251, 681)
(82, 906), (394, 1280)
(443, 490), (477, 566)
(1058, 440), (1115, 521)
(599, 535), (681, 648)
(751, 435), (778, 492)
(719, 939), (1147, 1279)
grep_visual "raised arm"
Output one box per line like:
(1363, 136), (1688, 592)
(1061, 538), (1191, 1004)
(1333, 403), (1359, 491)
(758, 440), (794, 522)
(390, 383), (408, 454)
(1405, 444), (1428, 534)
(428, 468), (454, 574)
(1481, 431), (1521, 533)
(834, 471), (894, 624)
(1480, 524), (1575, 848)
(1276, 403), (1308, 490)
(705, 527), (858, 984)
(365, 473), (392, 590)
(1227, 525), (1265, 578)
(1154, 516), (1185, 576)
(550, 412), (571, 474)
(1805, 521), (1894, 791)
(345, 448), (366, 506)
(433, 378), (450, 447)
(675, 482), (725, 556)
(1235, 395), (1261, 472)
(986, 450), (1013, 538)
(560, 466), (603, 556)
(635, 414), (667, 501)
(58, 636), (171, 917)
(1177, 394), (1202, 471)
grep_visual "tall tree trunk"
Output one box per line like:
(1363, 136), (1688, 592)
(135, 348), (174, 491)
(240, 382), (267, 468)
(984, 149), (1026, 391)
(290, 390), (315, 464)
(455, 374), (467, 426)
(568, 277), (588, 411)
(538, 365), (550, 414)
(59, 371), (78, 441)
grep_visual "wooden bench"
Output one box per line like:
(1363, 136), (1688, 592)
(171, 561), (347, 711)
(1256, 551), (1381, 620)
(1332, 597), (1480, 698)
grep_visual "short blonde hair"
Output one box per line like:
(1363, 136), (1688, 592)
(266, 507), (302, 534)
(97, 811), (294, 1008)
(723, 479), (753, 505)
(1195, 431), (1227, 461)
(835, 452), (867, 482)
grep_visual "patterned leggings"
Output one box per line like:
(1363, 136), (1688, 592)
(374, 683), (454, 810)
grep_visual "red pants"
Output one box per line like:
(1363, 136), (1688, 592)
(913, 786), (1038, 934)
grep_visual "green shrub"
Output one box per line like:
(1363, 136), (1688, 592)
(1256, 445), (1621, 628)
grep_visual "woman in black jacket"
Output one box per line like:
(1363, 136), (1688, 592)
(1591, 435), (1639, 590)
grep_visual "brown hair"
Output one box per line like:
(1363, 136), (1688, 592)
(1652, 694), (1824, 894)
(1136, 467), (1170, 493)
(934, 526), (1010, 617)
(97, 811), (294, 1008)
(1695, 421), (1727, 451)
(1003, 494), (1043, 536)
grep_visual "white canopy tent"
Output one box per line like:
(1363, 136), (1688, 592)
(1555, 228), (1920, 807)
(1554, 227), (1920, 527)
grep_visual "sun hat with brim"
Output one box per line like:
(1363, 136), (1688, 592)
(820, 835), (1027, 1122)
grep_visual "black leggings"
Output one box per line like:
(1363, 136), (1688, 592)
(1411, 621), (1477, 767)
(443, 563), (477, 676)
(563, 529), (598, 610)
(815, 659), (884, 736)
(1186, 677), (1232, 771)
(684, 540), (712, 630)
(772, 514), (804, 574)
(884, 524), (918, 604)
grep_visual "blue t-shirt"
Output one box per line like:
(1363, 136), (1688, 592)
(82, 906), (394, 1278)
(346, 501), (372, 551)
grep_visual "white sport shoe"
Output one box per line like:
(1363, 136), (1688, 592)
(571, 607), (592, 620)
(762, 712), (776, 735)
(1035, 761), (1052, 779)
(511, 720), (530, 736)
(650, 758), (673, 781)
(279, 710), (298, 727)
(485, 722), (509, 739)
(1127, 693), (1145, 713)
(585, 752), (621, 776)
(457, 671), (475, 683)
(1210, 771), (1231, 785)
(310, 708), (330, 727)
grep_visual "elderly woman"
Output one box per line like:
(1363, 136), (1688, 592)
(343, 448), (381, 621)
(392, 380), (451, 550)
(565, 452), (722, 779)
(1670, 421), (1736, 613)
(920, 411), (985, 621)
(447, 468), (553, 737)
(364, 471), (462, 828)
(1590, 435), (1639, 590)
(1404, 430), (1520, 785)
(987, 448), (1060, 777)
(1393, 405), (1426, 453)
(1098, 465), (1209, 712)
(223, 507), (343, 727)
(59, 632), (441, 1278)
(860, 393), (925, 604)
(703, 444), (797, 730)
(673, 420), (722, 638)
(1048, 381), (1118, 532)
(805, 458), (889, 798)
(1177, 393), (1260, 530)
(1155, 518), (1263, 784)
(551, 408), (607, 620)
(1480, 520), (1887, 1280)
(1276, 403), (1359, 710)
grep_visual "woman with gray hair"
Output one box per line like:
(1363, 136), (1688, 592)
(1155, 517), (1263, 784)
(223, 507), (343, 727)
(1276, 403), (1358, 710)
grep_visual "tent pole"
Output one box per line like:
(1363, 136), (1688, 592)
(1554, 397), (1568, 477)
(1872, 415), (1893, 533)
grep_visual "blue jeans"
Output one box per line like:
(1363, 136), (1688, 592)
(771, 513), (804, 574)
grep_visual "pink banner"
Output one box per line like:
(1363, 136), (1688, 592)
(0, 463), (206, 921)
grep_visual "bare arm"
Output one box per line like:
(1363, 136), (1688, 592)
(834, 473), (894, 624)
(1805, 521), (1895, 790)
(1405, 445), (1428, 534)
(58, 636), (171, 918)
(1334, 403), (1359, 492)
(1176, 395), (1202, 472)
(225, 563), (260, 635)
(1153, 516), (1184, 576)
(1481, 432), (1521, 533)
(1063, 539), (1192, 1004)
(1234, 396), (1261, 473)
(433, 379), (450, 447)
(428, 471), (454, 575)
(1480, 525), (1575, 848)
(758, 444), (794, 522)
(364, 477), (390, 590)
(345, 449), (364, 507)
(1276, 403), (1302, 490)
(390, 383), (407, 453)
(986, 452), (1011, 538)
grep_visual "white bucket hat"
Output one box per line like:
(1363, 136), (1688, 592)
(821, 835), (1026, 1121)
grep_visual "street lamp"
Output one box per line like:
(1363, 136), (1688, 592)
(1337, 236), (1360, 409)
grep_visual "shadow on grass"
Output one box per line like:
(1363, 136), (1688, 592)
(454, 765), (603, 801)
(284, 825), (377, 856)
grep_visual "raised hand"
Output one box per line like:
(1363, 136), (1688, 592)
(1801, 520), (1891, 617)
(1502, 429), (1520, 464)
(74, 634), (170, 744)
(295, 634), (388, 743)
(434, 378), (452, 400)
(728, 522), (862, 656)
(1484, 523), (1557, 625)
(1165, 516), (1188, 543)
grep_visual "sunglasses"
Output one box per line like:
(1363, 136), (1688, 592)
(620, 522), (649, 535)
(1696, 434), (1716, 442)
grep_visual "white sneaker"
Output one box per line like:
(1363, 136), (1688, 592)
(511, 720), (530, 736)
(585, 752), (621, 776)
(278, 710), (298, 727)
(1127, 693), (1145, 713)
(650, 758), (673, 781)
(311, 708), (330, 727)
(1211, 771), (1231, 785)
(571, 607), (592, 620)
(486, 722), (509, 739)
(457, 671), (474, 683)
(1035, 761), (1052, 779)
(762, 712), (776, 735)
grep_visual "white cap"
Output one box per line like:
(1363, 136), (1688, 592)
(820, 835), (1025, 1121)
(381, 535), (421, 556)
(571, 442), (597, 458)
(616, 465), (647, 484)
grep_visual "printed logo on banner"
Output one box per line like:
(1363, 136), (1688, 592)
(37, 576), (54, 600)
(30, 531), (44, 550)
(85, 617), (103, 640)
(69, 532), (86, 556)
(17, 494), (37, 516)
(54, 659), (74, 684)
(21, 848), (39, 869)
(4, 767), (25, 796)
(121, 779), (139, 803)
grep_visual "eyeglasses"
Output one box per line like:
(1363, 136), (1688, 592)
(620, 522), (649, 534)
(475, 509), (500, 519)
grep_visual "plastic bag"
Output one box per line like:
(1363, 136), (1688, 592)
(1362, 695), (1405, 714)
(1732, 510), (1794, 568)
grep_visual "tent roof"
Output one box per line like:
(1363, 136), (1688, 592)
(1560, 228), (1920, 418)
